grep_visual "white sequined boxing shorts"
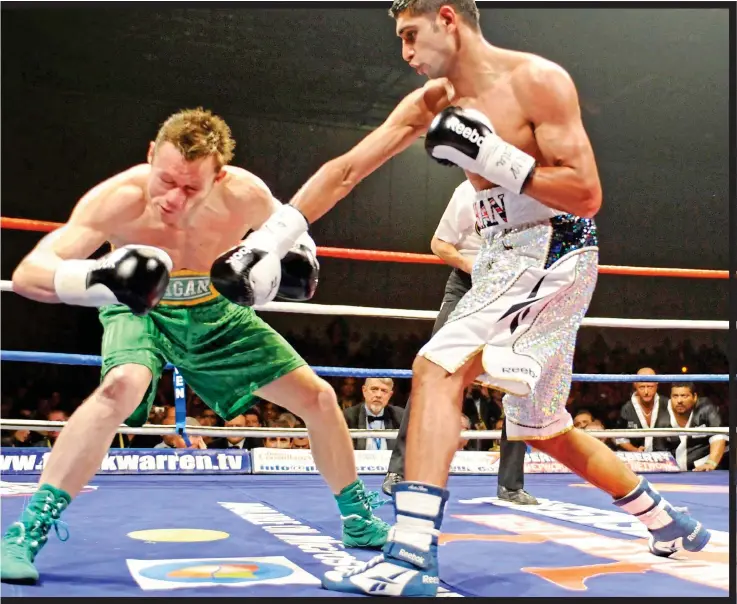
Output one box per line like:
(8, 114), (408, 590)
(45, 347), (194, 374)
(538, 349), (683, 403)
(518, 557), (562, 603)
(418, 214), (599, 440)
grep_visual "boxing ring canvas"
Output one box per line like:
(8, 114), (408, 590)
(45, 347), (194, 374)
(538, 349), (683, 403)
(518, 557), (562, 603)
(0, 472), (729, 597)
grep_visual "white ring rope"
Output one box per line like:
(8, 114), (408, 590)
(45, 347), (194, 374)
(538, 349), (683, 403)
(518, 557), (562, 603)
(0, 280), (728, 330)
(0, 419), (729, 440)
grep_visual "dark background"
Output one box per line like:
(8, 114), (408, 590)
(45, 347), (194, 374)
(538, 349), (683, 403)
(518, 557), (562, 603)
(1, 5), (729, 363)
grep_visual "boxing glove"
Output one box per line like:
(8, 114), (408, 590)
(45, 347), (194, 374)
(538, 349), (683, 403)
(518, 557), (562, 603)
(210, 204), (310, 306)
(425, 106), (536, 194)
(277, 233), (319, 302)
(53, 245), (173, 316)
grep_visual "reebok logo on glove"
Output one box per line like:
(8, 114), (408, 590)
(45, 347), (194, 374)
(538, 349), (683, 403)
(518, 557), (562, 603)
(226, 247), (252, 268)
(446, 117), (485, 147)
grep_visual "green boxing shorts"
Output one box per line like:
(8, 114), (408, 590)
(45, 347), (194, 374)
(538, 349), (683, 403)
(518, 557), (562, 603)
(98, 269), (306, 427)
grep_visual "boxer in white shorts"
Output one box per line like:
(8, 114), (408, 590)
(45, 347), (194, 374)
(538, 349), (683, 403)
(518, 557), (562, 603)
(419, 187), (598, 441)
(234, 0), (711, 594)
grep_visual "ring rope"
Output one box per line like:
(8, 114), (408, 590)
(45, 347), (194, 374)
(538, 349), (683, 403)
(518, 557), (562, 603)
(1, 216), (728, 279)
(0, 419), (728, 439)
(0, 350), (729, 382)
(0, 281), (727, 330)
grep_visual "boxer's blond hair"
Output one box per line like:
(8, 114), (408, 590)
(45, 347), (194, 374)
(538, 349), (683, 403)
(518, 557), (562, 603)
(154, 107), (235, 169)
(389, 0), (480, 30)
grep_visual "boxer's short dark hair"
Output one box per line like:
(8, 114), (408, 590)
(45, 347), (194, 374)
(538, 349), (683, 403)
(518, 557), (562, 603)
(155, 107), (235, 169)
(389, 0), (480, 30)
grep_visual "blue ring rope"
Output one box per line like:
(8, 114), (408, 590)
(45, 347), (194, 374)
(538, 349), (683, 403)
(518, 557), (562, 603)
(0, 350), (729, 382)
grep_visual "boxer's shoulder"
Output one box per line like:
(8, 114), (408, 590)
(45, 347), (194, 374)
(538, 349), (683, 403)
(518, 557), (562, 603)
(511, 54), (574, 96)
(74, 165), (148, 225)
(510, 55), (578, 119)
(220, 166), (273, 205)
(219, 165), (277, 227)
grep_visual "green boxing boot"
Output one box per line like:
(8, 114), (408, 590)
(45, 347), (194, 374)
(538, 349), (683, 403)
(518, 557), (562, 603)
(335, 479), (390, 549)
(1, 484), (71, 583)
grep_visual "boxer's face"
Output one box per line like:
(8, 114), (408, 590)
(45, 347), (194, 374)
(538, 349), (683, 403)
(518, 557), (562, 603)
(147, 142), (225, 223)
(396, 10), (457, 79)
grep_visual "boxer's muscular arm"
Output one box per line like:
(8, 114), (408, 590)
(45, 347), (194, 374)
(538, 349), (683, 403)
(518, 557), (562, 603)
(515, 61), (602, 218)
(12, 173), (146, 303)
(288, 79), (454, 223)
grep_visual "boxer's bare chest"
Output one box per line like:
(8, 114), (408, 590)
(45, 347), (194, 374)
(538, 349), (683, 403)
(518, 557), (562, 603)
(455, 74), (541, 189)
(108, 195), (253, 273)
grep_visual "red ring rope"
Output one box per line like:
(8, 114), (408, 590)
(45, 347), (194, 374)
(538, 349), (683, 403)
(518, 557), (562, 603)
(1, 216), (728, 279)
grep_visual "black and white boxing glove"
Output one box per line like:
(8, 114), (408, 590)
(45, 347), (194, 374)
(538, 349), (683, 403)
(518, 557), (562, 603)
(53, 245), (173, 316)
(425, 106), (537, 194)
(210, 204), (313, 307)
(277, 233), (319, 302)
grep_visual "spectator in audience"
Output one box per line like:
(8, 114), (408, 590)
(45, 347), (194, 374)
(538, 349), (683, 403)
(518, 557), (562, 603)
(278, 412), (300, 428)
(154, 407), (206, 449)
(289, 417), (310, 449)
(342, 378), (404, 451)
(40, 410), (69, 448)
(219, 414), (248, 449)
(337, 377), (360, 410)
(264, 418), (292, 449)
(1, 429), (46, 448)
(197, 408), (222, 448)
(260, 401), (282, 424)
(573, 410), (594, 429)
(461, 385), (499, 451)
(291, 436), (310, 449)
(220, 411), (265, 450)
(243, 408), (266, 449)
(615, 367), (672, 453)
(664, 382), (728, 471)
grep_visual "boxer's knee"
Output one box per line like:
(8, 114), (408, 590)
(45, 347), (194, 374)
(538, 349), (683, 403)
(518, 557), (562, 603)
(412, 353), (480, 393)
(295, 377), (338, 419)
(411, 355), (445, 386)
(91, 364), (152, 422)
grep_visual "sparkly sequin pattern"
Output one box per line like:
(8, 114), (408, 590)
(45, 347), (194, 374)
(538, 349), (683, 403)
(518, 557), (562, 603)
(502, 250), (598, 431)
(545, 215), (598, 269)
(442, 214), (599, 432)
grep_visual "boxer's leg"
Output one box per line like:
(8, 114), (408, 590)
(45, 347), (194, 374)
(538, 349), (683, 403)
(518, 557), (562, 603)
(1, 305), (165, 583)
(180, 298), (389, 549)
(502, 248), (710, 556)
(383, 269), (471, 494)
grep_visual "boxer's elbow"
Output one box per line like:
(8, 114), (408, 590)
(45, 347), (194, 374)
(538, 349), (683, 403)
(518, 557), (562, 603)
(12, 254), (60, 302)
(12, 258), (35, 295)
(575, 178), (602, 218)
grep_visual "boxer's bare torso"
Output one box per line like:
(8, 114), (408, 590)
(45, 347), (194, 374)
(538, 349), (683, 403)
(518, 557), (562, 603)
(100, 164), (275, 272)
(43, 164), (275, 273)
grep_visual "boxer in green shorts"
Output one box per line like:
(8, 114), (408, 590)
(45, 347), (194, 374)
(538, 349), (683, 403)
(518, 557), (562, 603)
(2, 108), (389, 584)
(101, 271), (306, 429)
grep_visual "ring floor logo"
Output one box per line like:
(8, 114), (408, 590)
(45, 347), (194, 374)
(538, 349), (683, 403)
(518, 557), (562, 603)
(220, 501), (463, 597)
(126, 556), (320, 590)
